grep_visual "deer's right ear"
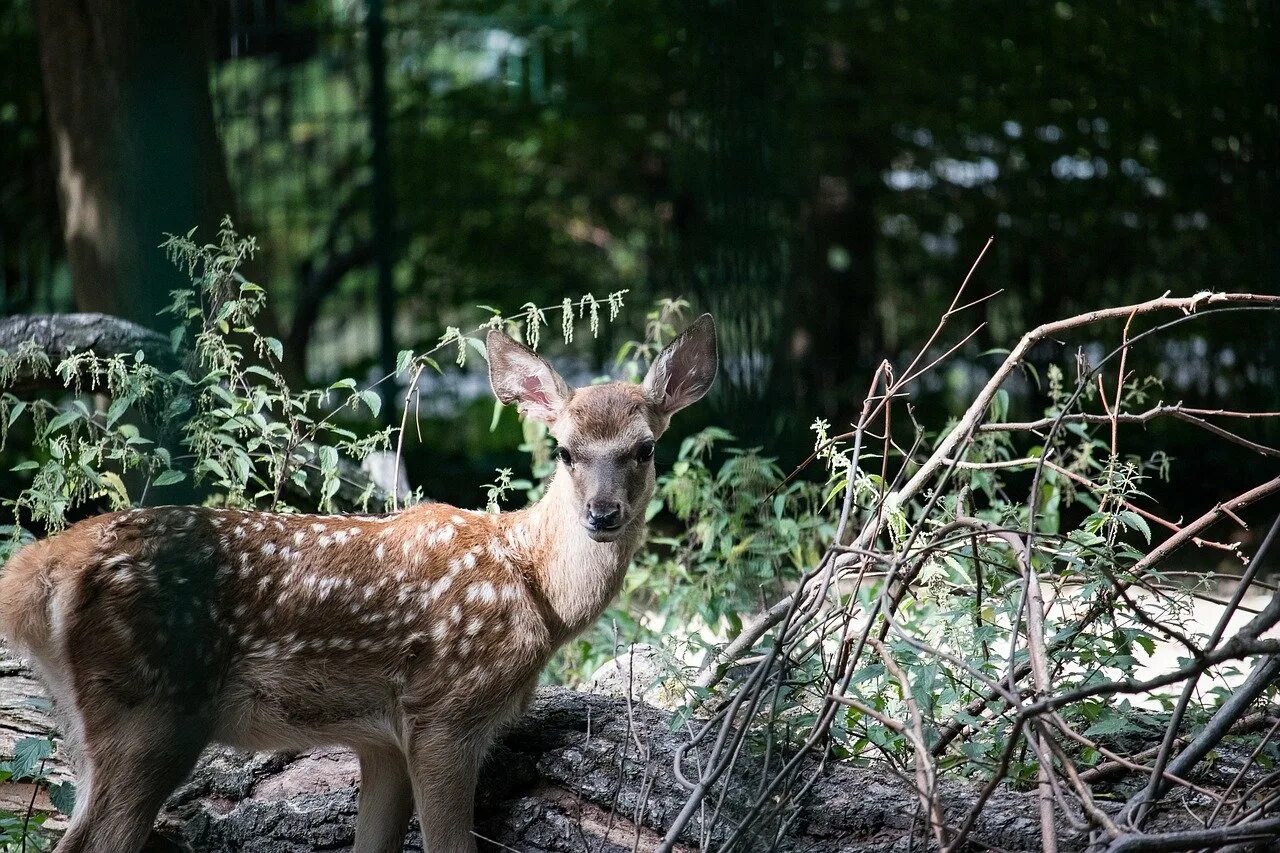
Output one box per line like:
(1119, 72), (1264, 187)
(486, 329), (571, 425)
(643, 313), (718, 417)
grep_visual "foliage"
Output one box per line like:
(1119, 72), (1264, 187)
(198, 0), (1279, 424)
(2, 226), (1275, 847)
(0, 735), (72, 851)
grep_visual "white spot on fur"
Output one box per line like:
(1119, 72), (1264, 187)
(374, 543), (386, 561)
(293, 530), (307, 546)
(466, 582), (496, 604)
(261, 542), (277, 556)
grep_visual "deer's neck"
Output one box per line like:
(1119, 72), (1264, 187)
(515, 472), (647, 641)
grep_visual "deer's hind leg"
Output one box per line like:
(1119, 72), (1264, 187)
(57, 701), (211, 853)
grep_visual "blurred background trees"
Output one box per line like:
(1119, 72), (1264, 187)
(1, 0), (1276, 507)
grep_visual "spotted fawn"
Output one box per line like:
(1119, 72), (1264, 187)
(0, 315), (717, 853)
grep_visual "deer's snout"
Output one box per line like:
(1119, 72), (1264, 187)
(585, 500), (623, 538)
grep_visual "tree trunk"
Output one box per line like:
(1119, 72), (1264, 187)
(34, 0), (238, 330)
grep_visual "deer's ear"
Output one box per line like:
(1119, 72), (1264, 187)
(643, 313), (718, 417)
(486, 329), (571, 424)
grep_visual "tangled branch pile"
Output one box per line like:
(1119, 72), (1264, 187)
(659, 267), (1280, 852)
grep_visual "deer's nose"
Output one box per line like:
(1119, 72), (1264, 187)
(586, 502), (622, 530)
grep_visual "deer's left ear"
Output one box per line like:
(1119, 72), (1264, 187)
(486, 329), (571, 424)
(643, 313), (718, 417)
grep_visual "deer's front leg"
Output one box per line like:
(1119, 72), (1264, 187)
(353, 743), (414, 853)
(406, 724), (486, 853)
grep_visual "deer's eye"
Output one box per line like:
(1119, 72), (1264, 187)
(636, 441), (655, 462)
(554, 445), (573, 465)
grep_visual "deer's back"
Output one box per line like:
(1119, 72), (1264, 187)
(0, 505), (553, 748)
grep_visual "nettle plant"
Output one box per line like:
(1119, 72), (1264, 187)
(0, 222), (633, 553)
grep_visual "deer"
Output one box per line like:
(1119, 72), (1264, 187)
(0, 314), (717, 853)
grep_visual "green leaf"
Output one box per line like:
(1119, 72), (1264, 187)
(105, 395), (132, 428)
(198, 459), (229, 481)
(43, 409), (80, 437)
(48, 780), (76, 816)
(396, 349), (415, 374)
(152, 469), (186, 487)
(264, 337), (284, 362)
(1118, 511), (1152, 543)
(243, 365), (276, 380)
(11, 736), (52, 780)
(989, 389), (1010, 423)
(358, 390), (382, 419)
(10, 461), (39, 472)
(1084, 713), (1135, 738)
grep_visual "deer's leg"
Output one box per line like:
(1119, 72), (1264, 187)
(57, 705), (209, 853)
(353, 743), (414, 853)
(405, 725), (487, 853)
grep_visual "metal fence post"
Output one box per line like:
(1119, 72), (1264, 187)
(365, 0), (397, 420)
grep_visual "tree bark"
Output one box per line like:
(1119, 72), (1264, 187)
(34, 0), (239, 330)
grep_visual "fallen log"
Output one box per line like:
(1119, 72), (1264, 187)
(4, 645), (1265, 852)
(0, 313), (177, 393)
(0, 645), (1079, 852)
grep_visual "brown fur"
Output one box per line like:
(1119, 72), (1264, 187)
(0, 315), (716, 853)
